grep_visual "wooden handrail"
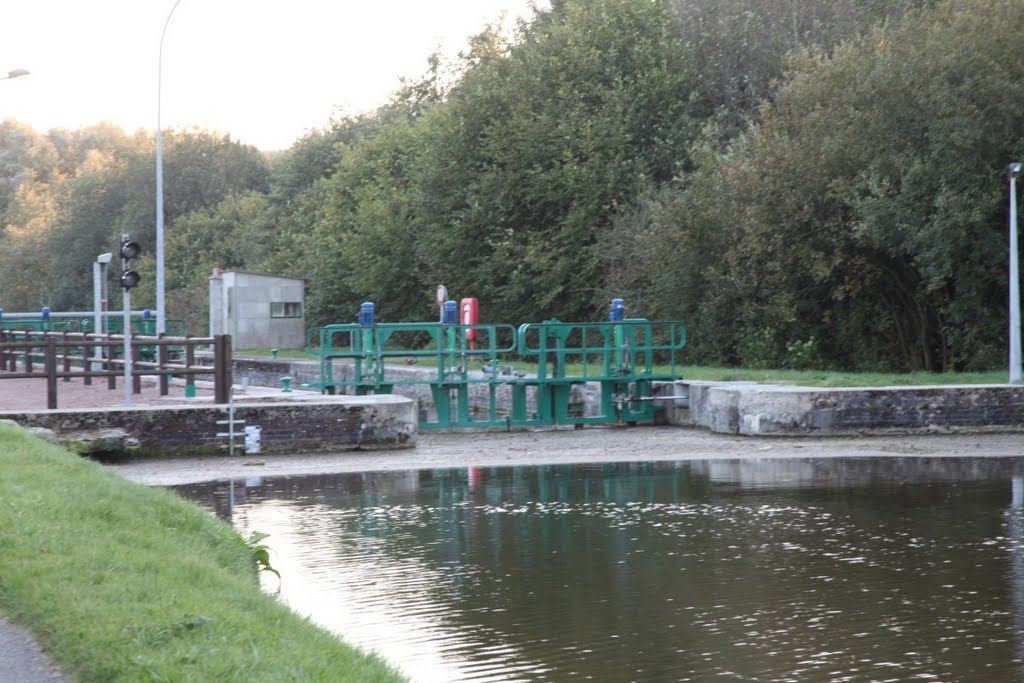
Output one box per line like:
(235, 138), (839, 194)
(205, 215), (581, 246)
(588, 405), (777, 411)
(0, 330), (232, 409)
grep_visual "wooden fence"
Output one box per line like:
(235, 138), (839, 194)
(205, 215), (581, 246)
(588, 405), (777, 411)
(0, 330), (232, 409)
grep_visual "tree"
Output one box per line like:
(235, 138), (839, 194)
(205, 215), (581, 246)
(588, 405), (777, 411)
(33, 129), (270, 313)
(0, 180), (59, 310)
(0, 119), (58, 225)
(671, 0), (930, 139)
(162, 191), (271, 333)
(412, 0), (704, 324)
(653, 0), (1024, 370)
(306, 118), (430, 326)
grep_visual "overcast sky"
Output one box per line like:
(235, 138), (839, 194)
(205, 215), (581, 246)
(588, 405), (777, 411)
(0, 1), (541, 150)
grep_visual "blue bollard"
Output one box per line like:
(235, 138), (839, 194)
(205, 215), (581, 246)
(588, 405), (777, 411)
(359, 302), (375, 327)
(609, 298), (625, 322)
(442, 300), (458, 325)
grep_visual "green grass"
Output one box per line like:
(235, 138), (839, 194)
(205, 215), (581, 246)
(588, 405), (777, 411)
(0, 424), (405, 683)
(677, 366), (1008, 387)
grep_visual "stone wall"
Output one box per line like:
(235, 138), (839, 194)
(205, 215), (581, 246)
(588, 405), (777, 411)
(680, 382), (1024, 435)
(1, 395), (416, 457)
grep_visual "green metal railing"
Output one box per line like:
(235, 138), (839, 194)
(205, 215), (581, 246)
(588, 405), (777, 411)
(306, 317), (686, 429)
(307, 321), (518, 393)
(0, 319), (78, 333)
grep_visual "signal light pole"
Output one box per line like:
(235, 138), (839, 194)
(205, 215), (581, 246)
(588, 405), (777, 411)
(120, 234), (142, 404)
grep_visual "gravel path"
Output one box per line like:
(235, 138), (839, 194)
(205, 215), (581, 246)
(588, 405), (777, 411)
(0, 375), (285, 411)
(0, 617), (69, 682)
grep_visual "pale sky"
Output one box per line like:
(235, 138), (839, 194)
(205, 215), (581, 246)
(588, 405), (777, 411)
(0, 1), (542, 151)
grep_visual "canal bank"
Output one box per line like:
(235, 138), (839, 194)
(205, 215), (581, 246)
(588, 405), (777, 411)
(678, 380), (1024, 435)
(225, 355), (1024, 435)
(0, 422), (405, 682)
(0, 376), (416, 457)
(1, 359), (1022, 459)
(3, 377), (1020, 682)
(109, 427), (1024, 486)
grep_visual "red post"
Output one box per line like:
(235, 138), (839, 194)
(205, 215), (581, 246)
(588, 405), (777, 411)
(461, 297), (479, 351)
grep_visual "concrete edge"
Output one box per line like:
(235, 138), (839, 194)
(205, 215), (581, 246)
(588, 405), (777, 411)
(668, 381), (1024, 436)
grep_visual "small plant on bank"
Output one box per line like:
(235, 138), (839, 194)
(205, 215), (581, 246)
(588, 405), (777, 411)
(247, 531), (281, 587)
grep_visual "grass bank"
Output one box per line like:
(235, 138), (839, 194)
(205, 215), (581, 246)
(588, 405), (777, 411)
(679, 366), (1007, 387)
(0, 422), (405, 682)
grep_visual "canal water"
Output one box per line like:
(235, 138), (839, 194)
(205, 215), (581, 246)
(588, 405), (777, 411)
(174, 457), (1024, 682)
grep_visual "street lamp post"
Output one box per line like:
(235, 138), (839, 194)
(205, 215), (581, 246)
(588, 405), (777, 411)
(156, 0), (181, 336)
(0, 69), (29, 82)
(1010, 162), (1022, 385)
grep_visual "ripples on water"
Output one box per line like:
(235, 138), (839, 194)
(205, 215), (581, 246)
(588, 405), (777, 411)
(174, 458), (1024, 682)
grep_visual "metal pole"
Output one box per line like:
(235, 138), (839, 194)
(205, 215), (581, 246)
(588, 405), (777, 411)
(156, 0), (182, 336)
(101, 262), (108, 332)
(93, 262), (101, 333)
(1010, 164), (1022, 385)
(123, 288), (132, 405)
(93, 261), (102, 370)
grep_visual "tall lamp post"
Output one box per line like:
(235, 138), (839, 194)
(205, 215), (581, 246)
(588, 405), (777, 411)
(156, 0), (181, 336)
(1010, 162), (1022, 385)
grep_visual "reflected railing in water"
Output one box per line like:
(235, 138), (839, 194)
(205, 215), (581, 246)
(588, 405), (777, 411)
(175, 458), (1024, 682)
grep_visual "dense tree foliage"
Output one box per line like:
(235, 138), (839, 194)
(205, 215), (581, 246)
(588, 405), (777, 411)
(0, 128), (267, 315)
(613, 0), (1023, 371)
(672, 0), (931, 138)
(302, 0), (704, 325)
(0, 0), (1019, 373)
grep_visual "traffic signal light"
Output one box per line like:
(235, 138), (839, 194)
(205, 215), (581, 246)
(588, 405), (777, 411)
(120, 234), (141, 289)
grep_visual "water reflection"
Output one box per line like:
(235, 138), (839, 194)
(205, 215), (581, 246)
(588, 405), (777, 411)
(175, 458), (1024, 682)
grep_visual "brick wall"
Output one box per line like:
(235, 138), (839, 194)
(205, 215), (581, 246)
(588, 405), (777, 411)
(1, 395), (416, 457)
